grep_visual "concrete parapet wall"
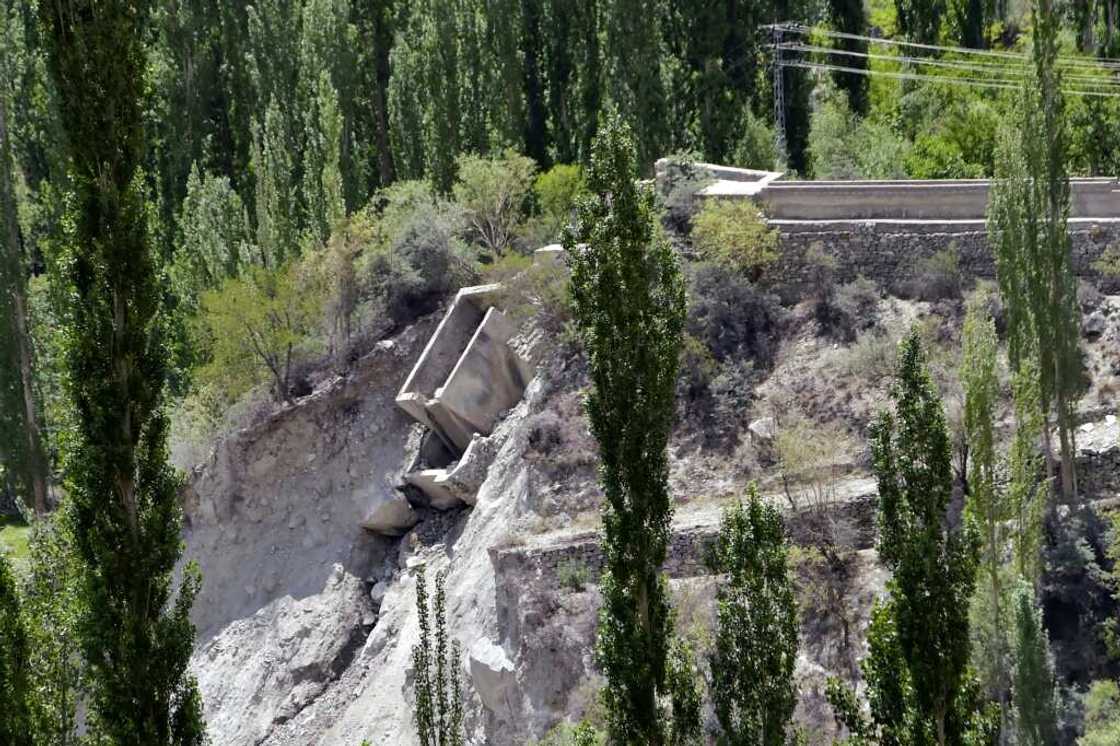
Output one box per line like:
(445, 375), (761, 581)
(750, 178), (1119, 221)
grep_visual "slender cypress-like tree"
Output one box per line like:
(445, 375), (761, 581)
(0, 550), (33, 746)
(707, 485), (798, 746)
(40, 1), (204, 742)
(1009, 353), (1046, 583)
(604, 0), (668, 172)
(988, 0), (1081, 502)
(411, 566), (463, 746)
(1012, 582), (1059, 745)
(895, 0), (946, 45)
(869, 332), (983, 746)
(567, 116), (686, 745)
(0, 61), (48, 517)
(828, 0), (869, 115)
(961, 298), (1013, 733)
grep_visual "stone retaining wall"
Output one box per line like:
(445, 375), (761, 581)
(491, 495), (878, 588)
(772, 220), (1120, 296)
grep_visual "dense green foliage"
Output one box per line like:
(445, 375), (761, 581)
(1080, 679), (1120, 745)
(961, 298), (1012, 723)
(689, 201), (779, 281)
(411, 566), (464, 746)
(567, 117), (687, 745)
(830, 333), (992, 746)
(706, 486), (798, 746)
(1012, 582), (1059, 745)
(988, 0), (1082, 501)
(1, 0), (1118, 742)
(40, 0), (204, 741)
(0, 31), (47, 517)
(0, 550), (32, 745)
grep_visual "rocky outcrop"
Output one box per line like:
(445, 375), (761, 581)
(193, 565), (374, 746)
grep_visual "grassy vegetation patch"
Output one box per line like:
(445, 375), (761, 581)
(0, 515), (31, 563)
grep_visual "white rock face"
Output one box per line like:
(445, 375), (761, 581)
(185, 309), (545, 745)
(748, 416), (778, 441)
(468, 638), (517, 718)
(193, 565), (372, 746)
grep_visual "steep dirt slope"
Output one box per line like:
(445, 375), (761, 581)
(183, 318), (436, 745)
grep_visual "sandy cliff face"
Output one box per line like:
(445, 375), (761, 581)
(183, 309), (550, 745)
(183, 316), (429, 745)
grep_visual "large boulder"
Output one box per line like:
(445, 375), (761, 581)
(468, 638), (517, 719)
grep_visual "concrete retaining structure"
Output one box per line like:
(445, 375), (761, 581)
(394, 283), (534, 511)
(750, 178), (1120, 221)
(655, 159), (1120, 294)
(771, 218), (1120, 294)
(491, 494), (878, 590)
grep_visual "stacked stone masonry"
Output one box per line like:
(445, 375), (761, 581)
(773, 220), (1120, 296)
(490, 495), (878, 589)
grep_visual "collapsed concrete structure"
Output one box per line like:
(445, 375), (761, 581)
(390, 284), (534, 513)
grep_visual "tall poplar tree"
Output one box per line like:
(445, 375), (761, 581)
(567, 117), (686, 745)
(0, 55), (48, 516)
(988, 0), (1081, 502)
(961, 298), (1012, 733)
(1012, 583), (1059, 745)
(866, 333), (984, 745)
(604, 0), (668, 172)
(707, 486), (798, 745)
(828, 0), (869, 115)
(40, 1), (205, 742)
(0, 551), (32, 746)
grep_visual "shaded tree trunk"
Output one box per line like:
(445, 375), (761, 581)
(0, 79), (48, 517)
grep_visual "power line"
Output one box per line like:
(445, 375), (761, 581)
(776, 42), (1120, 88)
(765, 22), (1120, 71)
(777, 58), (1120, 97)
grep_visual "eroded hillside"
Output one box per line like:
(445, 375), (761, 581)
(183, 234), (1120, 744)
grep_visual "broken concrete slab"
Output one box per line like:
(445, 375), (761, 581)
(360, 496), (419, 536)
(395, 284), (502, 436)
(533, 244), (566, 266)
(404, 469), (461, 511)
(433, 307), (533, 451)
(469, 638), (517, 718)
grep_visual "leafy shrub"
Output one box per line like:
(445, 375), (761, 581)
(531, 720), (605, 746)
(657, 152), (711, 232)
(359, 181), (472, 326)
(687, 262), (781, 367)
(196, 262), (324, 403)
(557, 559), (590, 592)
(731, 108), (778, 170)
(907, 246), (963, 302)
(804, 236), (880, 340)
(904, 134), (985, 179)
(819, 276), (881, 342)
(839, 329), (897, 385)
(689, 200), (779, 280)
(808, 91), (909, 179)
(528, 163), (586, 245)
(678, 333), (719, 404)
(1092, 243), (1120, 284)
(301, 212), (374, 367)
(453, 149), (537, 257)
(484, 252), (573, 337)
(776, 414), (856, 563)
(1081, 680), (1120, 746)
